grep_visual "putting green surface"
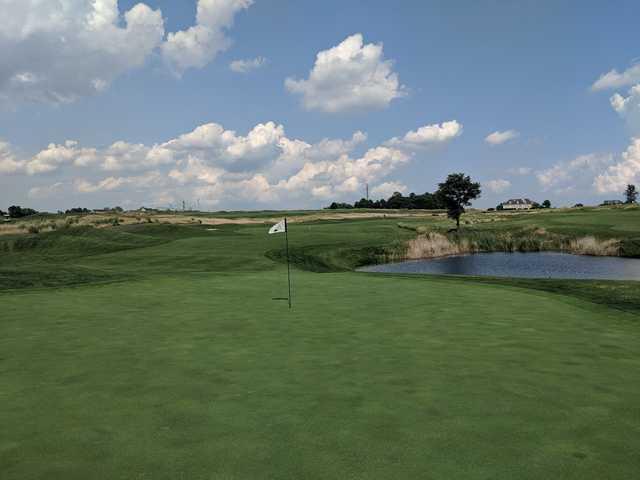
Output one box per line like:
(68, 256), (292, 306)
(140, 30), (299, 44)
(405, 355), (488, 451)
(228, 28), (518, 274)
(1, 217), (640, 478)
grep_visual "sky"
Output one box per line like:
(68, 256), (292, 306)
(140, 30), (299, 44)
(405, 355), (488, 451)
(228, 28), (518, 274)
(1, 0), (640, 212)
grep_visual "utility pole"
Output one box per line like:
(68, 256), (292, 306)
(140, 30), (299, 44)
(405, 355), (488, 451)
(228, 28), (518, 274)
(366, 183), (369, 201)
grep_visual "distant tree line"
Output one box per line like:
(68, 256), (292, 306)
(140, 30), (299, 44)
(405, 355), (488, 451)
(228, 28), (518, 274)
(327, 191), (448, 210)
(59, 207), (123, 214)
(327, 173), (482, 230)
(65, 207), (92, 214)
(3, 205), (38, 218)
(1, 205), (130, 218)
(494, 199), (551, 211)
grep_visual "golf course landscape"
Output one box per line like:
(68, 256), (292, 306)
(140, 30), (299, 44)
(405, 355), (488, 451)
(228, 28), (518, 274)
(1, 206), (640, 479)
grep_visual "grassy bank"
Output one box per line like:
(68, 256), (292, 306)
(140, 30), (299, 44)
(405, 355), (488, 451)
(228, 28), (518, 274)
(396, 206), (640, 260)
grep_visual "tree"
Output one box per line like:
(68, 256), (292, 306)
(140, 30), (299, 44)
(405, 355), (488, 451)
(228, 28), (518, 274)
(436, 173), (481, 229)
(354, 198), (374, 209)
(386, 191), (408, 209)
(326, 189), (447, 211)
(326, 202), (353, 210)
(625, 184), (638, 204)
(65, 207), (91, 214)
(8, 205), (37, 218)
(542, 199), (551, 209)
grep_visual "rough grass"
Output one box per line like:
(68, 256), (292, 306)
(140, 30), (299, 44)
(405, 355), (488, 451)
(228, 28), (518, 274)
(0, 208), (446, 236)
(567, 236), (620, 256)
(406, 232), (469, 258)
(0, 266), (125, 290)
(403, 231), (623, 260)
(398, 207), (640, 260)
(464, 276), (640, 314)
(0, 225), (165, 258)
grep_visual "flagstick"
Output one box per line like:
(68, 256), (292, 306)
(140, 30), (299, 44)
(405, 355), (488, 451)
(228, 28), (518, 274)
(284, 217), (292, 309)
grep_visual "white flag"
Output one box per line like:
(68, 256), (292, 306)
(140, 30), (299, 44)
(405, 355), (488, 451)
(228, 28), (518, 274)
(269, 219), (286, 234)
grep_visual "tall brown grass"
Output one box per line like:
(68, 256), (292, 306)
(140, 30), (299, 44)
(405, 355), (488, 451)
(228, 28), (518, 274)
(566, 236), (620, 256)
(402, 231), (621, 261)
(406, 233), (474, 259)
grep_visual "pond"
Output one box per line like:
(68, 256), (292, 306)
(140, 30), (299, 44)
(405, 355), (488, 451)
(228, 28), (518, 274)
(358, 252), (640, 281)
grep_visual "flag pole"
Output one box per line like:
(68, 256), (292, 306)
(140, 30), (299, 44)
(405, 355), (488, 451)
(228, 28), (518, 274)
(284, 217), (292, 309)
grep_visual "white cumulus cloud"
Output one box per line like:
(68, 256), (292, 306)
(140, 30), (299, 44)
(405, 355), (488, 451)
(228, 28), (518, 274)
(593, 138), (640, 194)
(0, 0), (164, 106)
(2, 119), (462, 209)
(74, 171), (165, 194)
(162, 0), (253, 74)
(608, 84), (640, 134)
(485, 179), (511, 193)
(610, 84), (640, 114)
(230, 56), (267, 73)
(485, 130), (519, 146)
(0, 141), (24, 173)
(24, 141), (99, 175)
(385, 121), (463, 149)
(592, 63), (640, 91)
(28, 182), (66, 199)
(285, 33), (406, 113)
(0, 0), (253, 106)
(537, 153), (614, 193)
(371, 181), (407, 199)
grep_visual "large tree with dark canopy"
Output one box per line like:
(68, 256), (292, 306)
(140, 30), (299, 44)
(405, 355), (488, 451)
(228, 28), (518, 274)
(625, 184), (637, 204)
(7, 205), (38, 218)
(436, 173), (481, 229)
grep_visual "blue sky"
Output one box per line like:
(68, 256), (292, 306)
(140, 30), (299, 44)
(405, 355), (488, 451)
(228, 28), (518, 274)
(1, 0), (640, 211)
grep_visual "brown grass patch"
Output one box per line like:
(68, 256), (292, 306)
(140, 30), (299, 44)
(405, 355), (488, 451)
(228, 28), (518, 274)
(406, 233), (474, 259)
(566, 236), (620, 256)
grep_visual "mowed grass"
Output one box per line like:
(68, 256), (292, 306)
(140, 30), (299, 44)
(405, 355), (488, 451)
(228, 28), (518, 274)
(498, 206), (640, 236)
(1, 212), (640, 479)
(400, 204), (640, 238)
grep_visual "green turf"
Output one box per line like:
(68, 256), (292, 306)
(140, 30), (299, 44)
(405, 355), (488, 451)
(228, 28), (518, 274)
(1, 209), (640, 479)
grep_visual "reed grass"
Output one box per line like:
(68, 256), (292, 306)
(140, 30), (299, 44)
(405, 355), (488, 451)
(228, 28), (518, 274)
(400, 228), (622, 260)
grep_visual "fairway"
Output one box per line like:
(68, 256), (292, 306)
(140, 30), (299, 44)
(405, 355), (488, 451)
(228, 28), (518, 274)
(2, 215), (640, 479)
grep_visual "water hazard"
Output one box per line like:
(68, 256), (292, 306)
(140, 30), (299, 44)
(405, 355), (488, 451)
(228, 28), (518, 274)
(359, 252), (640, 281)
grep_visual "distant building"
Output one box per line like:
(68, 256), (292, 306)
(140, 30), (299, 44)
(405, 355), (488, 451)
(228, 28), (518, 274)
(137, 207), (158, 213)
(2, 213), (10, 222)
(501, 198), (534, 210)
(601, 200), (623, 206)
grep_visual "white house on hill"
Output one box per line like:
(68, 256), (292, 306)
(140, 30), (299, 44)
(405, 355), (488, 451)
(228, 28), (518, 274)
(501, 198), (534, 210)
